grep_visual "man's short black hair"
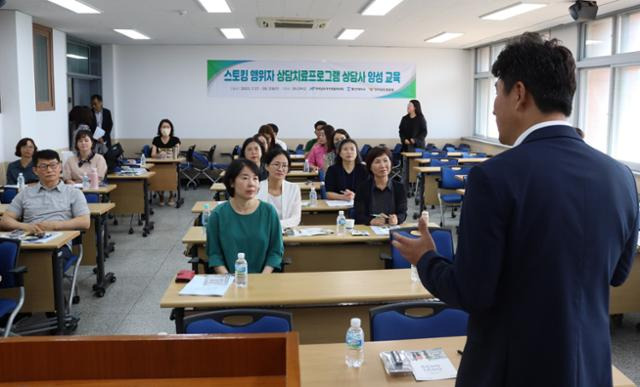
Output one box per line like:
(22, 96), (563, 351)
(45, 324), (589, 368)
(223, 159), (260, 197)
(491, 32), (576, 116)
(33, 149), (61, 166)
(91, 94), (102, 102)
(15, 137), (37, 157)
(268, 123), (279, 134)
(264, 147), (291, 167)
(314, 120), (326, 130)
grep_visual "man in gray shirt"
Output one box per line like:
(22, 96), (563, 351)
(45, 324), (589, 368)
(0, 149), (90, 238)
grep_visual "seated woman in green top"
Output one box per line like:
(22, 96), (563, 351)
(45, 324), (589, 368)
(206, 158), (284, 274)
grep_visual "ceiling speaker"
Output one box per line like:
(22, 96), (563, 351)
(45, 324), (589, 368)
(569, 1), (598, 21)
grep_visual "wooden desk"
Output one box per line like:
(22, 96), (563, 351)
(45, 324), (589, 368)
(290, 154), (305, 160)
(106, 171), (156, 237)
(299, 336), (635, 387)
(81, 184), (117, 197)
(417, 157), (488, 165)
(83, 203), (117, 297)
(161, 269), (431, 343)
(210, 181), (324, 201)
(413, 166), (469, 213)
(183, 225), (389, 273)
(290, 161), (304, 170)
(456, 189), (466, 195)
(301, 200), (353, 225)
(0, 333), (301, 386)
(145, 158), (186, 208)
(0, 231), (80, 334)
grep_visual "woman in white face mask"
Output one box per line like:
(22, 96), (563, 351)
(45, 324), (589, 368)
(151, 118), (181, 206)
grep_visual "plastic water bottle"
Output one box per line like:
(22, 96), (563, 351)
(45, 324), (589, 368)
(411, 210), (430, 282)
(345, 318), (365, 368)
(89, 167), (99, 189)
(201, 203), (211, 229)
(235, 253), (248, 288)
(303, 159), (310, 172)
(140, 153), (146, 167)
(82, 173), (90, 189)
(336, 210), (346, 235)
(309, 186), (318, 207)
(16, 173), (25, 192)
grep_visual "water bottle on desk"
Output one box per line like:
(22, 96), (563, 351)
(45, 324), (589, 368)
(235, 253), (248, 288)
(201, 203), (211, 230)
(336, 210), (346, 235)
(309, 186), (318, 207)
(303, 159), (310, 173)
(16, 173), (25, 192)
(89, 167), (99, 189)
(82, 173), (90, 190)
(140, 153), (146, 167)
(345, 318), (365, 368)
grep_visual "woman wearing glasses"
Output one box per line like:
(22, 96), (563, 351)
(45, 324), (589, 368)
(257, 148), (302, 228)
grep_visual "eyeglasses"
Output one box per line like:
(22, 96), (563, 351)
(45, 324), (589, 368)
(36, 162), (60, 171)
(270, 163), (289, 170)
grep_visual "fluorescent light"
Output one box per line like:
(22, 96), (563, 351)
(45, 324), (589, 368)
(196, 0), (231, 13)
(220, 28), (244, 39)
(361, 0), (404, 16)
(480, 2), (547, 21)
(66, 54), (88, 60)
(47, 0), (100, 14)
(585, 39), (602, 45)
(113, 29), (151, 40)
(337, 29), (364, 40)
(425, 32), (463, 43)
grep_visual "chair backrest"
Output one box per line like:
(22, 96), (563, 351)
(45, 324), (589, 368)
(141, 144), (151, 158)
(425, 143), (438, 151)
(83, 192), (100, 203)
(1, 187), (18, 204)
(207, 145), (217, 162)
(430, 158), (458, 167)
(295, 144), (304, 154)
(369, 300), (468, 341)
(184, 309), (292, 334)
(389, 227), (454, 269)
(440, 166), (470, 189)
(458, 143), (471, 151)
(231, 145), (241, 158)
(185, 145), (196, 163)
(466, 152), (487, 158)
(360, 144), (372, 159)
(443, 143), (457, 151)
(0, 238), (21, 289)
(192, 150), (210, 169)
(422, 151), (446, 159)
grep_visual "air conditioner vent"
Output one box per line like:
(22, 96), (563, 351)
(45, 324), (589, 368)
(257, 17), (329, 30)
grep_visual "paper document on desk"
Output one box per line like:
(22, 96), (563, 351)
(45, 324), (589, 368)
(370, 225), (401, 236)
(116, 168), (147, 176)
(324, 200), (353, 207)
(0, 231), (62, 244)
(290, 228), (332, 237)
(407, 348), (457, 381)
(179, 274), (234, 296)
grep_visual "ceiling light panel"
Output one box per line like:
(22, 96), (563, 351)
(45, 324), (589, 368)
(47, 0), (100, 14)
(362, 0), (404, 16)
(114, 29), (151, 40)
(220, 28), (245, 39)
(197, 0), (231, 13)
(337, 29), (365, 40)
(425, 32), (464, 43)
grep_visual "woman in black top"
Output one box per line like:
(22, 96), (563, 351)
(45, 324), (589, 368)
(354, 146), (407, 225)
(240, 136), (269, 181)
(325, 139), (367, 201)
(398, 99), (427, 151)
(151, 119), (181, 206)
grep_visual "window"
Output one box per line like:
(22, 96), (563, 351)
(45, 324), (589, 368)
(67, 38), (102, 76)
(474, 78), (490, 137)
(33, 24), (54, 111)
(578, 68), (611, 153)
(618, 10), (640, 54)
(583, 17), (613, 58)
(476, 47), (490, 73)
(473, 44), (502, 140)
(611, 65), (640, 163)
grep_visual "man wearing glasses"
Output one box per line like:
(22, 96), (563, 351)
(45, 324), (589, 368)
(0, 149), (90, 241)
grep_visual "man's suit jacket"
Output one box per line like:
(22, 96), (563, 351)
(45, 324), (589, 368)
(418, 125), (638, 387)
(91, 108), (113, 147)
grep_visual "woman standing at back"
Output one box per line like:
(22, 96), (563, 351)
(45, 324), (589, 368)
(398, 99), (427, 152)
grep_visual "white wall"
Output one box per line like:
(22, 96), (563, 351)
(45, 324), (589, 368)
(112, 45), (472, 140)
(0, 10), (69, 165)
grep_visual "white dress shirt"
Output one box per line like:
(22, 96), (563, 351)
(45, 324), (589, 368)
(513, 120), (573, 147)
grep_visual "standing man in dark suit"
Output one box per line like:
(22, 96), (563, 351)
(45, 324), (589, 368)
(393, 32), (638, 387)
(90, 94), (113, 150)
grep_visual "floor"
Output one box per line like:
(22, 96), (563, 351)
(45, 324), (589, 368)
(65, 184), (639, 383)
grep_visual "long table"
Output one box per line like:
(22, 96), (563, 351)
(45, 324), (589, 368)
(145, 158), (186, 208)
(299, 336), (635, 386)
(183, 225), (390, 273)
(210, 181), (324, 201)
(161, 269), (431, 344)
(106, 171), (156, 237)
(219, 169), (319, 182)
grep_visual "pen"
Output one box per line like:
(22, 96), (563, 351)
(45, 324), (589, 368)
(457, 349), (463, 356)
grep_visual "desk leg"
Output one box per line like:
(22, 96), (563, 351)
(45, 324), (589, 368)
(93, 214), (115, 297)
(175, 162), (184, 208)
(171, 308), (185, 333)
(52, 250), (66, 334)
(419, 172), (426, 215)
(402, 155), (409, 194)
(143, 179), (154, 237)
